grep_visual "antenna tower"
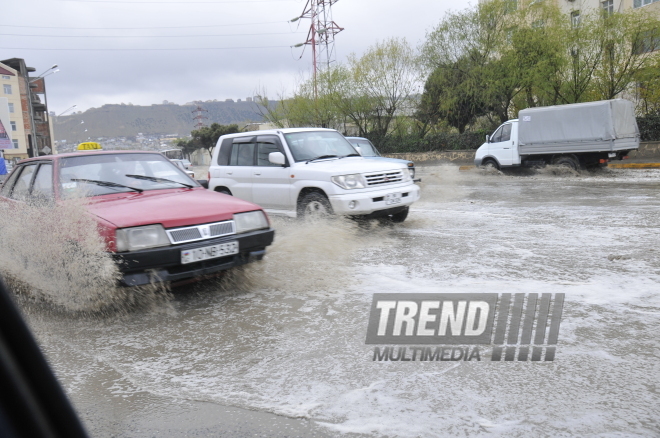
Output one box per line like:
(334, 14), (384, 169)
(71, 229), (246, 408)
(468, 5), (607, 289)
(296, 0), (344, 94)
(192, 105), (208, 130)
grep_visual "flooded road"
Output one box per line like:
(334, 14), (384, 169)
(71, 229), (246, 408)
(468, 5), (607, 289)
(11, 165), (660, 437)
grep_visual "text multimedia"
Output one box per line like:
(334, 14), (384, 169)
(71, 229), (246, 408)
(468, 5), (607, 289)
(372, 346), (482, 362)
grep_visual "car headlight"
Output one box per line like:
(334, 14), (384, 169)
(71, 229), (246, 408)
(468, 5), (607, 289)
(234, 210), (269, 234)
(116, 225), (170, 252)
(331, 174), (365, 190)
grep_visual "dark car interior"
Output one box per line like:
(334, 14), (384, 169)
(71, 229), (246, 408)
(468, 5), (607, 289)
(0, 277), (88, 438)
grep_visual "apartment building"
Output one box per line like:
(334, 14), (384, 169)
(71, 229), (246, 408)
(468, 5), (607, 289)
(0, 58), (55, 162)
(0, 62), (28, 161)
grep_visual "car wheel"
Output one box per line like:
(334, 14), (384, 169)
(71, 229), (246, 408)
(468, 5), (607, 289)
(299, 192), (333, 219)
(482, 159), (499, 170)
(554, 156), (579, 170)
(215, 187), (232, 196)
(390, 207), (409, 223)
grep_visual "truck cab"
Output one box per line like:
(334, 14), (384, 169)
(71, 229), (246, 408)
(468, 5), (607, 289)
(474, 120), (519, 169)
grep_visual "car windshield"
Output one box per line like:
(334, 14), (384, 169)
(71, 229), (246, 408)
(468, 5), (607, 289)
(59, 153), (196, 197)
(349, 139), (380, 157)
(284, 131), (358, 162)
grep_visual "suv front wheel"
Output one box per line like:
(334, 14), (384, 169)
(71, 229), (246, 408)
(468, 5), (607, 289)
(298, 192), (333, 219)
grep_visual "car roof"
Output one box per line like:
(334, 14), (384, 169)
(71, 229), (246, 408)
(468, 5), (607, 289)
(220, 127), (338, 139)
(16, 150), (165, 164)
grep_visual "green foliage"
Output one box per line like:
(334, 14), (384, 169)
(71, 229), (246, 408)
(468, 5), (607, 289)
(378, 131), (490, 153)
(190, 123), (239, 157)
(174, 138), (198, 159)
(637, 111), (660, 142)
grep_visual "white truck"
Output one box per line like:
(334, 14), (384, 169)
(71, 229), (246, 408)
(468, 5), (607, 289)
(474, 99), (640, 170)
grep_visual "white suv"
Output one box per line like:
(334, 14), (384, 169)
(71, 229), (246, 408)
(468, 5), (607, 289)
(208, 128), (420, 222)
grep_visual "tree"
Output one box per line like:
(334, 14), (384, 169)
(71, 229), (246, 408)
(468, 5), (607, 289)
(592, 10), (660, 101)
(190, 123), (239, 157)
(174, 138), (198, 160)
(419, 55), (489, 133)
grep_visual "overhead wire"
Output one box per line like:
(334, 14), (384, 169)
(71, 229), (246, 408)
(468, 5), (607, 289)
(0, 46), (292, 51)
(0, 21), (287, 29)
(0, 32), (304, 38)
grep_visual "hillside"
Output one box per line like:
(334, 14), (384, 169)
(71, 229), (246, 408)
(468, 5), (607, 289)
(52, 100), (271, 142)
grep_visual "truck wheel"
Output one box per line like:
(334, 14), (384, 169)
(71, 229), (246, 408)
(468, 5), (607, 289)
(482, 159), (500, 170)
(390, 207), (409, 223)
(298, 192), (333, 219)
(554, 156), (579, 170)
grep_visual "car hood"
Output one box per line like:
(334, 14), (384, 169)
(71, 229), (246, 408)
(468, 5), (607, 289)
(86, 188), (262, 229)
(296, 157), (406, 174)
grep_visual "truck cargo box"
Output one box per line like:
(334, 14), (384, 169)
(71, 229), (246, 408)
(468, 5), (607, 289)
(518, 99), (639, 156)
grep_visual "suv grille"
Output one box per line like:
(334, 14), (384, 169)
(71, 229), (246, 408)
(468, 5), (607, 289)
(166, 220), (236, 244)
(365, 170), (404, 186)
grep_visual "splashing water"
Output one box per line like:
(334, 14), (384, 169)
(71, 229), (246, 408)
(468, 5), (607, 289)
(0, 197), (171, 314)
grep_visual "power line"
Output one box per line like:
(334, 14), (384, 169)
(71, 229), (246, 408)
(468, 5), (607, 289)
(0, 32), (303, 38)
(0, 21), (286, 30)
(0, 45), (291, 51)
(59, 0), (296, 3)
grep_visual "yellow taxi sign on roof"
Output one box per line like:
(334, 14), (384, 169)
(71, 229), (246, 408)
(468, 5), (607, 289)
(77, 142), (102, 151)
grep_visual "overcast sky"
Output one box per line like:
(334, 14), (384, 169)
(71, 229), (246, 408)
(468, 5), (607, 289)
(1, 0), (466, 114)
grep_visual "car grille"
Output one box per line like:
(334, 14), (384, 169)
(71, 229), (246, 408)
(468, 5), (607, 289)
(166, 220), (236, 244)
(364, 170), (404, 186)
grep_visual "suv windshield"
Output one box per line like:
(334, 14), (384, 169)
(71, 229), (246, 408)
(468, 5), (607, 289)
(60, 153), (196, 197)
(284, 131), (358, 162)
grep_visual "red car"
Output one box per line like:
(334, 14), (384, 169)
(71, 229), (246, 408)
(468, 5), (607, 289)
(0, 151), (274, 286)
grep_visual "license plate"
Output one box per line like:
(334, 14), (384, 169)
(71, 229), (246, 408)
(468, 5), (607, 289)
(385, 193), (402, 205)
(181, 241), (239, 264)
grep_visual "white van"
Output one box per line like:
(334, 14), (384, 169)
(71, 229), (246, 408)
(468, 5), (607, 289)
(208, 128), (420, 222)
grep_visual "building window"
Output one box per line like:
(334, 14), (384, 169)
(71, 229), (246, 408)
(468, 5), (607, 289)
(601, 0), (614, 16)
(10, 121), (17, 131)
(1, 75), (9, 80)
(571, 11), (581, 27)
(12, 139), (19, 149)
(634, 29), (660, 54)
(8, 103), (14, 113)
(634, 0), (658, 8)
(3, 84), (11, 94)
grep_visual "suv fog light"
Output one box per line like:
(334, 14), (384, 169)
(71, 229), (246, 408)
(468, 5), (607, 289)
(348, 200), (357, 209)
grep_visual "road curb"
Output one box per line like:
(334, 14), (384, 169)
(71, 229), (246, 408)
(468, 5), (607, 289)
(607, 162), (660, 169)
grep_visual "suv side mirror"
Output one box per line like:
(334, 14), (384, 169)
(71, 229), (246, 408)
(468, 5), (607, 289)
(269, 152), (286, 166)
(486, 134), (490, 143)
(353, 145), (363, 156)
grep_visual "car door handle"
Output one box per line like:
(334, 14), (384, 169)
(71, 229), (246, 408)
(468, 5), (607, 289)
(226, 171), (233, 175)
(254, 172), (261, 176)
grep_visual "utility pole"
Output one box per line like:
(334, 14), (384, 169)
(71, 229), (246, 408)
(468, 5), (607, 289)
(293, 0), (344, 98)
(192, 105), (208, 130)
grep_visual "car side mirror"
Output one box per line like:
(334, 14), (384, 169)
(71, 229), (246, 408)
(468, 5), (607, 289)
(354, 145), (363, 156)
(269, 152), (286, 166)
(486, 134), (490, 143)
(196, 179), (209, 189)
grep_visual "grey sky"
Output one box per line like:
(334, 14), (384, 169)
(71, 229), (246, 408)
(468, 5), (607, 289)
(1, 0), (464, 114)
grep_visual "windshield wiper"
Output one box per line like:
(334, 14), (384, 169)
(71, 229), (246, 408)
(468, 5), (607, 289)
(70, 178), (143, 193)
(338, 153), (361, 159)
(125, 174), (194, 189)
(306, 155), (338, 164)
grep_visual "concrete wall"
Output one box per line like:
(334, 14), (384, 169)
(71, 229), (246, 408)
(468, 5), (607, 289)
(384, 142), (660, 164)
